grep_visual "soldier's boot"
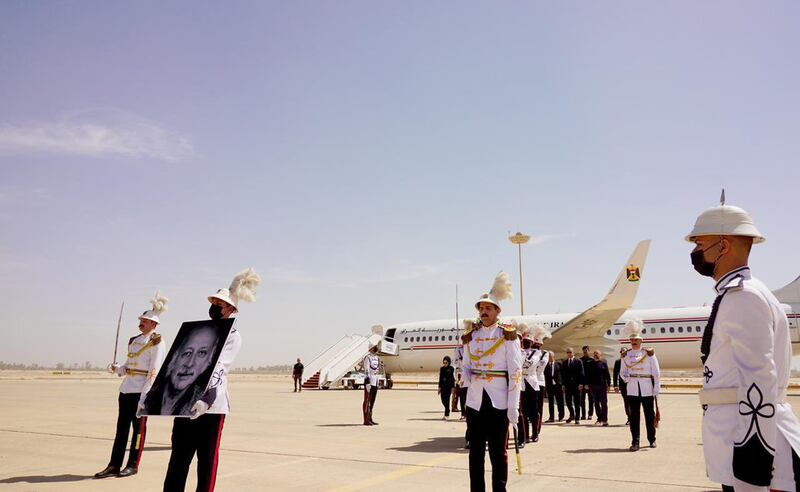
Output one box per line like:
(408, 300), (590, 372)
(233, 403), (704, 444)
(94, 466), (120, 479)
(629, 441), (639, 452)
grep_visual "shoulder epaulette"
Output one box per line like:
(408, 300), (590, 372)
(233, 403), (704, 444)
(128, 335), (137, 345)
(719, 274), (745, 292)
(151, 333), (162, 345)
(502, 325), (518, 341)
(645, 348), (655, 356)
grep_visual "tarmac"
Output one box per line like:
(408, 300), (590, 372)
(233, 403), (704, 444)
(3, 372), (799, 492)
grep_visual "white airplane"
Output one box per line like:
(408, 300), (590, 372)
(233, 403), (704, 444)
(379, 240), (800, 375)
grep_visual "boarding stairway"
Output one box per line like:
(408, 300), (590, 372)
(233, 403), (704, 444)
(301, 327), (396, 389)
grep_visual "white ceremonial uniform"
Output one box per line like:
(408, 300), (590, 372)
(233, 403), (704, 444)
(363, 352), (380, 387)
(453, 345), (464, 384)
(116, 332), (165, 406)
(462, 323), (523, 422)
(535, 349), (549, 389)
(700, 267), (800, 491)
(201, 327), (242, 414)
(620, 349), (660, 397)
(521, 348), (542, 391)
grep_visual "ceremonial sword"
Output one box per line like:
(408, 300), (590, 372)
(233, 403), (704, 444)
(511, 425), (522, 475)
(111, 301), (124, 366)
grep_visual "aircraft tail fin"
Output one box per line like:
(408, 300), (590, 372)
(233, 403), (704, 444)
(774, 275), (800, 305)
(600, 239), (651, 310)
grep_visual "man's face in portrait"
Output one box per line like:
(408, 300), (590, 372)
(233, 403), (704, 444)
(170, 326), (218, 391)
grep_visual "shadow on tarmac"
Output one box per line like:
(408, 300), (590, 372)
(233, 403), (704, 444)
(0, 474), (91, 484)
(564, 447), (636, 454)
(316, 423), (369, 427)
(388, 436), (467, 453)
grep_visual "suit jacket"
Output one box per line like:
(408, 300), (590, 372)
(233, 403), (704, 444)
(613, 359), (627, 389)
(544, 361), (562, 387)
(561, 357), (584, 387)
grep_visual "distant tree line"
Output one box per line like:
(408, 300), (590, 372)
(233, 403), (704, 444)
(0, 361), (102, 370)
(0, 362), (297, 374)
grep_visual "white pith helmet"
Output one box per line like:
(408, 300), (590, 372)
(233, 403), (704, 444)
(531, 323), (551, 345)
(623, 319), (644, 341)
(208, 267), (262, 312)
(685, 190), (765, 244)
(139, 290), (168, 324)
(475, 271), (513, 310)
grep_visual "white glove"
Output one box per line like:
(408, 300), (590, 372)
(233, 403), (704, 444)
(109, 363), (119, 374)
(135, 402), (146, 418)
(507, 409), (519, 424)
(190, 400), (209, 420)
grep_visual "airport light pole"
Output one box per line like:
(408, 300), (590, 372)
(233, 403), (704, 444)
(508, 232), (531, 315)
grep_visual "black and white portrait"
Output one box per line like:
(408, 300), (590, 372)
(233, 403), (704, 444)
(142, 318), (235, 416)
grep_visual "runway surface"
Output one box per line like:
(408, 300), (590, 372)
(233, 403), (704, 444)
(3, 372), (797, 491)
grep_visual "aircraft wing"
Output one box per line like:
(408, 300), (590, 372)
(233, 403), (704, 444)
(545, 240), (651, 353)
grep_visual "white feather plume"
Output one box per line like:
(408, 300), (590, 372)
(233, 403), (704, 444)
(517, 322), (531, 336)
(149, 290), (169, 316)
(229, 267), (262, 304)
(489, 271), (513, 301)
(623, 319), (644, 339)
(531, 323), (551, 341)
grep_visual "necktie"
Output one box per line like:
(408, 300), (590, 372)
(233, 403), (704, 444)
(700, 292), (726, 364)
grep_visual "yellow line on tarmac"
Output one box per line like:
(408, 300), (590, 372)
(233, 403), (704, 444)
(328, 453), (462, 492)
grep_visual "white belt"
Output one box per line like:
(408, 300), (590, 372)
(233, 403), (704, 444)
(699, 387), (787, 406)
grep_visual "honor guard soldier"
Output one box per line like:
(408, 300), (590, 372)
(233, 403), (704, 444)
(519, 323), (550, 444)
(531, 325), (550, 439)
(95, 291), (167, 479)
(462, 272), (523, 492)
(362, 344), (381, 425)
(688, 195), (800, 491)
(163, 268), (260, 492)
(620, 319), (660, 451)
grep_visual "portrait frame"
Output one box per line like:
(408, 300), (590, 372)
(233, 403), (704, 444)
(142, 318), (235, 417)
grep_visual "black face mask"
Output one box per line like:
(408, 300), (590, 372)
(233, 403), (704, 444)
(690, 241), (721, 277)
(209, 304), (224, 320)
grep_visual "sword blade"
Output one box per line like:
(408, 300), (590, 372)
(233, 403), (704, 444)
(112, 301), (124, 364)
(512, 425), (522, 474)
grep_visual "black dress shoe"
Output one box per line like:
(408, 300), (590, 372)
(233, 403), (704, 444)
(630, 442), (640, 452)
(565, 417), (573, 423)
(532, 436), (539, 443)
(518, 441), (525, 449)
(119, 466), (138, 477)
(370, 421), (379, 425)
(649, 442), (657, 448)
(546, 418), (555, 423)
(94, 466), (120, 479)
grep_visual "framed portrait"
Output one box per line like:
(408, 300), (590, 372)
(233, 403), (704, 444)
(142, 318), (235, 416)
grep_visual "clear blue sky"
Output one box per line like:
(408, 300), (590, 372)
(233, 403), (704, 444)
(1, 2), (798, 367)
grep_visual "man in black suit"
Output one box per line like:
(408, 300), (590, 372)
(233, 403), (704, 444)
(561, 347), (584, 424)
(579, 346), (594, 421)
(612, 347), (631, 424)
(544, 350), (564, 422)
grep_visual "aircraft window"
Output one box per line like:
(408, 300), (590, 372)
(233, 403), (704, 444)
(660, 327), (665, 333)
(669, 327), (675, 333)
(614, 329), (620, 335)
(449, 336), (453, 341)
(416, 337), (420, 342)
(435, 336), (439, 341)
(404, 337), (407, 342)
(606, 330), (611, 335)
(423, 336), (427, 342)
(697, 326), (702, 332)
(678, 327), (683, 333)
